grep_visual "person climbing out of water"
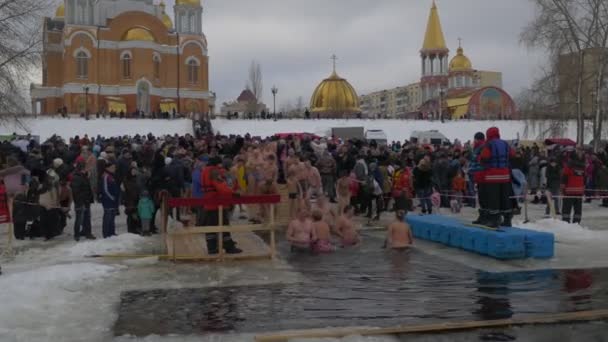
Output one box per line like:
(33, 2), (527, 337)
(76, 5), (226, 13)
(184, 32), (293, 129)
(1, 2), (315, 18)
(286, 207), (315, 252)
(385, 210), (414, 250)
(311, 210), (335, 254)
(478, 127), (515, 228)
(335, 205), (360, 247)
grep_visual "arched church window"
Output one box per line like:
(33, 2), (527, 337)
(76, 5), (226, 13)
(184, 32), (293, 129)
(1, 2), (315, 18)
(76, 51), (88, 79)
(121, 52), (132, 79)
(153, 55), (161, 80)
(187, 58), (199, 84)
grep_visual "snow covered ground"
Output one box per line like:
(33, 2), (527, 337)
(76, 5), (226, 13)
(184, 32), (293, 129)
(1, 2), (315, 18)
(212, 119), (579, 143)
(0, 117), (193, 141)
(0, 117), (581, 143)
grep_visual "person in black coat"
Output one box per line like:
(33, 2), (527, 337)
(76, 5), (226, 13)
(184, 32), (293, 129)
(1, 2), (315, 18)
(122, 167), (141, 234)
(71, 161), (96, 241)
(413, 158), (434, 214)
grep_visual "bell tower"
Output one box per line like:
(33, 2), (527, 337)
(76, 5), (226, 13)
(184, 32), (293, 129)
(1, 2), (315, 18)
(174, 0), (203, 35)
(420, 0), (449, 102)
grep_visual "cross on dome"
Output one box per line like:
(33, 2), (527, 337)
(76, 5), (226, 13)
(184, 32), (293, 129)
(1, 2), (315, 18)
(331, 54), (338, 73)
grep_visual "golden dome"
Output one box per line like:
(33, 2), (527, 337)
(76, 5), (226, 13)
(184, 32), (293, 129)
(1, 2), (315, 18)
(55, 3), (64, 19)
(122, 27), (156, 42)
(176, 0), (201, 5)
(310, 71), (360, 118)
(449, 46), (473, 72)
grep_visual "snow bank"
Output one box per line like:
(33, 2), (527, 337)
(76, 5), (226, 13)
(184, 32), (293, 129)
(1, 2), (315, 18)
(516, 219), (608, 245)
(0, 263), (119, 340)
(0, 117), (193, 140)
(211, 119), (578, 143)
(67, 233), (148, 257)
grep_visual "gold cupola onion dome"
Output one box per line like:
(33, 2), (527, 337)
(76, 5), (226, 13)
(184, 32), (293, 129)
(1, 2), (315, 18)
(122, 27), (156, 42)
(55, 2), (65, 19)
(422, 0), (447, 51)
(310, 71), (360, 116)
(449, 46), (473, 72)
(159, 1), (173, 29)
(176, 0), (201, 5)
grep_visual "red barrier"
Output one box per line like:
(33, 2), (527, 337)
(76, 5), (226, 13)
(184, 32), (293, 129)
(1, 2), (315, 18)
(167, 194), (281, 208)
(0, 184), (10, 224)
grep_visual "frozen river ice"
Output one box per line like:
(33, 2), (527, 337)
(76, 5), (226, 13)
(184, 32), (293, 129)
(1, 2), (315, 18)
(1, 202), (608, 341)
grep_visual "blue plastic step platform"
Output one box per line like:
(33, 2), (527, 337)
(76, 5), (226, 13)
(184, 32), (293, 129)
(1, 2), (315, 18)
(406, 215), (554, 260)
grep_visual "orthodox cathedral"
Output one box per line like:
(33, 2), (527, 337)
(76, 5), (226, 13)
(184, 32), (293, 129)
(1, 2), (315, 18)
(418, 1), (517, 120)
(31, 0), (212, 116)
(360, 1), (518, 120)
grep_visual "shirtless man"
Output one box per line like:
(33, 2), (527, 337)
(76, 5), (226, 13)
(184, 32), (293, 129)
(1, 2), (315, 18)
(286, 208), (315, 252)
(311, 210), (335, 254)
(284, 149), (300, 176)
(305, 160), (322, 200)
(336, 171), (351, 217)
(286, 170), (300, 220)
(313, 194), (336, 228)
(295, 159), (310, 209)
(386, 210), (414, 249)
(335, 205), (360, 247)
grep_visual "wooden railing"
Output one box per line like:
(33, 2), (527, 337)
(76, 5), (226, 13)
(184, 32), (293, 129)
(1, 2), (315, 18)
(161, 194), (281, 261)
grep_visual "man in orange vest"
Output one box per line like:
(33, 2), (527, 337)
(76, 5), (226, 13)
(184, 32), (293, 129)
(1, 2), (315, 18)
(201, 157), (242, 255)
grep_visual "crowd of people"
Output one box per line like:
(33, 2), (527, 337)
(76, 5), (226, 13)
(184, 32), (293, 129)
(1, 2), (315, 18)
(1, 126), (607, 254)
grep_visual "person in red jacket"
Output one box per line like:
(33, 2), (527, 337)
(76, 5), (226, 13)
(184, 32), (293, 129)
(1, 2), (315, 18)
(201, 157), (242, 254)
(478, 127), (516, 228)
(561, 154), (585, 224)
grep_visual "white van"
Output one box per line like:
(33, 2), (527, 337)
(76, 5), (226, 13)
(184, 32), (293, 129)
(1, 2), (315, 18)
(365, 129), (388, 145)
(410, 130), (450, 146)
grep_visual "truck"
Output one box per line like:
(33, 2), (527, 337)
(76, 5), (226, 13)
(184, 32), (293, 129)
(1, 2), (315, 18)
(365, 129), (388, 145)
(331, 127), (364, 141)
(410, 130), (450, 146)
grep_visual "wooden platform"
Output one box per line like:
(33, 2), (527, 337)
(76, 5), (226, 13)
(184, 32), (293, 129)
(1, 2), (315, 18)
(165, 230), (272, 261)
(255, 309), (608, 341)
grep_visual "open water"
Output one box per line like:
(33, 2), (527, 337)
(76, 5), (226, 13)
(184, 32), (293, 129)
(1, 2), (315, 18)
(114, 232), (608, 340)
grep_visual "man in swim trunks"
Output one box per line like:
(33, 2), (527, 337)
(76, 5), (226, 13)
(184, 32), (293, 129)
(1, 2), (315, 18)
(386, 210), (414, 249)
(335, 205), (360, 247)
(286, 208), (315, 252)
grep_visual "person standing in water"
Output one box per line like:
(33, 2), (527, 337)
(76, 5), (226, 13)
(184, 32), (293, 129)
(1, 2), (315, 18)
(385, 210), (414, 250)
(286, 208), (316, 252)
(335, 205), (360, 247)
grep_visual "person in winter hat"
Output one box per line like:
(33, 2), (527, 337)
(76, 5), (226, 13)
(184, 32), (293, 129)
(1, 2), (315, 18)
(478, 127), (515, 228)
(137, 190), (155, 236)
(71, 160), (96, 241)
(100, 161), (120, 238)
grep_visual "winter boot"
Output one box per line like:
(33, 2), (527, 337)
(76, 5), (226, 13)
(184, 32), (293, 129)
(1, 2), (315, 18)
(473, 210), (486, 225)
(485, 215), (500, 228)
(501, 215), (513, 228)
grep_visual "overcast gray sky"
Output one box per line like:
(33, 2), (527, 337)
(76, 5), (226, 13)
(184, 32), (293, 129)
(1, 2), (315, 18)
(59, 1), (547, 110)
(186, 0), (545, 109)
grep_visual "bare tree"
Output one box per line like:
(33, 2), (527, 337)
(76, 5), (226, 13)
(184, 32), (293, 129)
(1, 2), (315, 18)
(590, 0), (608, 151)
(295, 96), (304, 113)
(0, 0), (51, 124)
(521, 0), (605, 146)
(247, 60), (263, 104)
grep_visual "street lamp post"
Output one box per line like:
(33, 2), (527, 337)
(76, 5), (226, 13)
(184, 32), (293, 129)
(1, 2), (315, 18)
(271, 85), (278, 120)
(83, 86), (90, 120)
(439, 87), (445, 123)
